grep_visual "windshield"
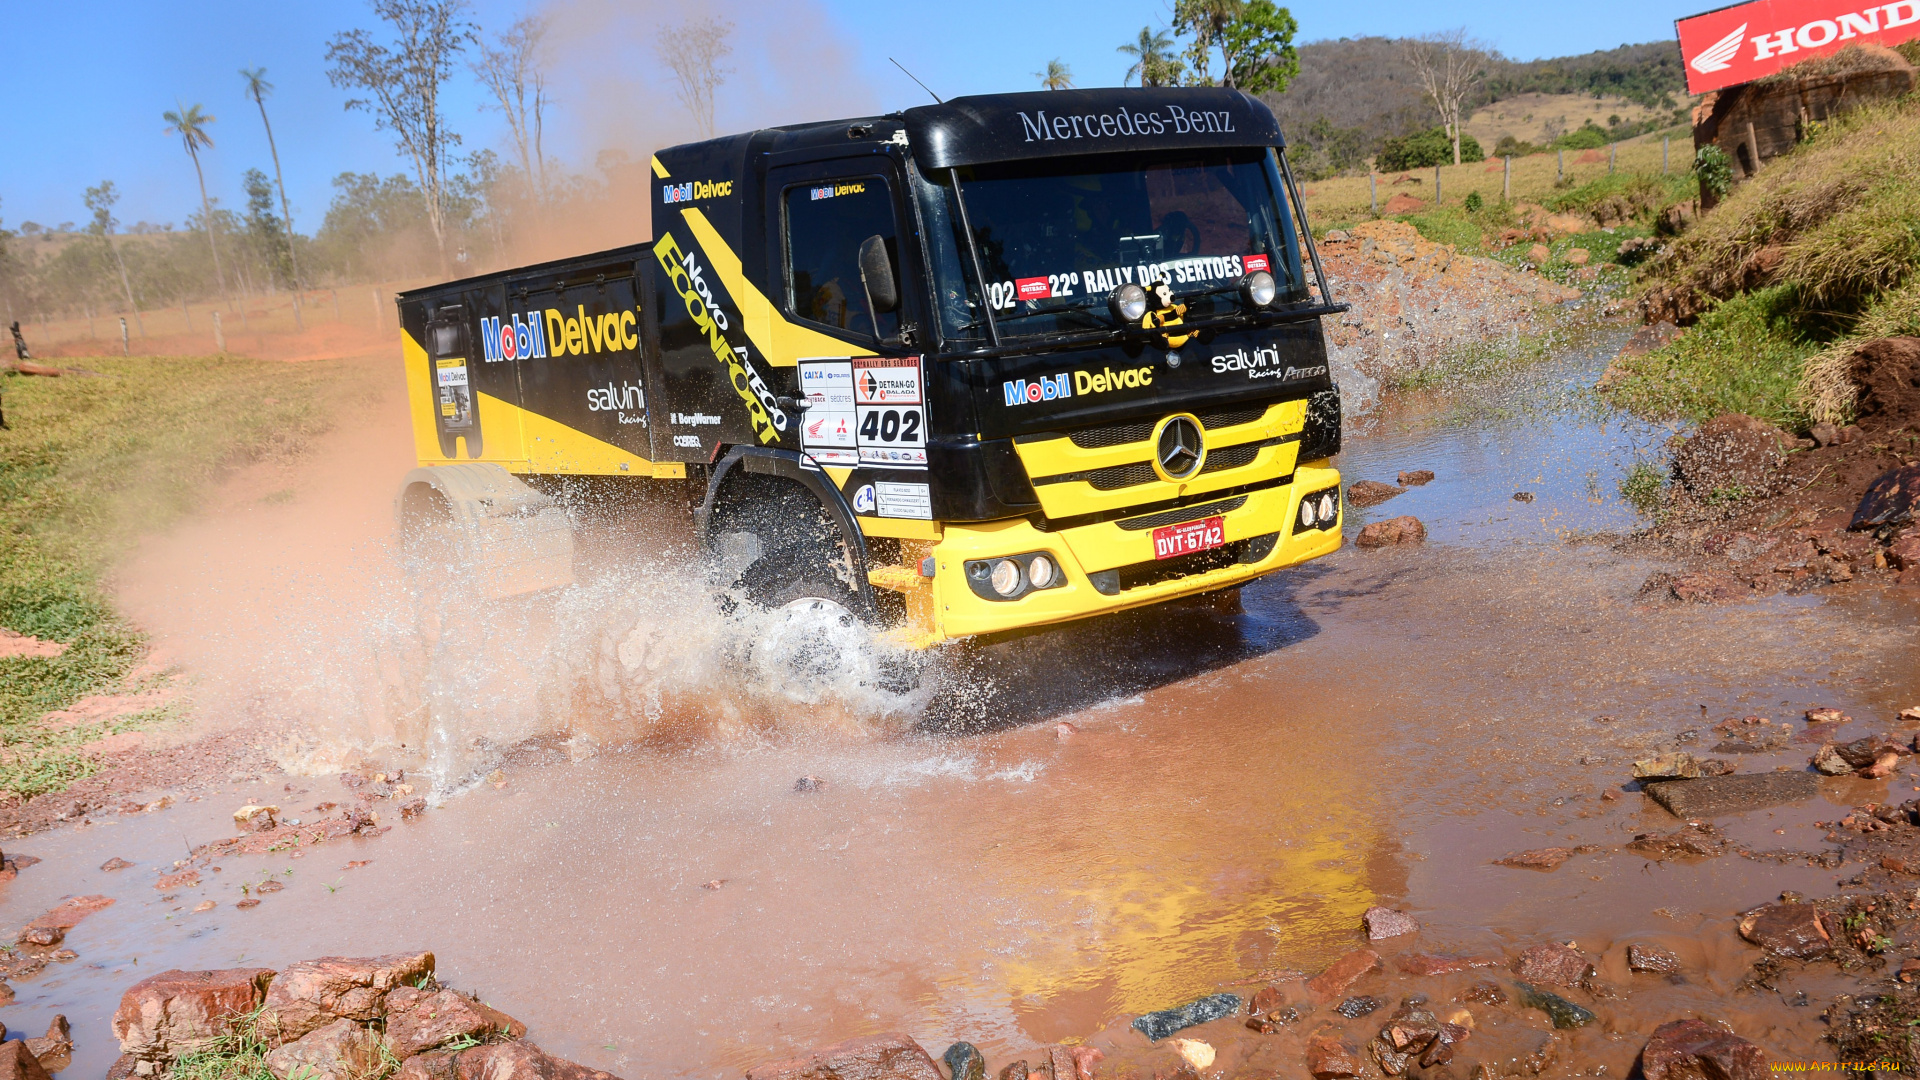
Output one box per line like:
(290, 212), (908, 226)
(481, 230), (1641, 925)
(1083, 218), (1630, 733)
(918, 147), (1306, 346)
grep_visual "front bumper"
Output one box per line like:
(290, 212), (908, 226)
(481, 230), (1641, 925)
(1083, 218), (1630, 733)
(918, 461), (1341, 642)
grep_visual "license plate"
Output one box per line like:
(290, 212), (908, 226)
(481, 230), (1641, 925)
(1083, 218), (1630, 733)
(1152, 516), (1226, 560)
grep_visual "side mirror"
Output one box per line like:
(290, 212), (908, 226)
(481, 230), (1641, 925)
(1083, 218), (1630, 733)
(858, 234), (899, 314)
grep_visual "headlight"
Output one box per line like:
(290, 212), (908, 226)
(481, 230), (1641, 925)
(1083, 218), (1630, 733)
(1111, 283), (1148, 323)
(1242, 270), (1277, 308)
(1027, 554), (1057, 589)
(1300, 500), (1317, 529)
(1319, 492), (1337, 521)
(989, 558), (1022, 597)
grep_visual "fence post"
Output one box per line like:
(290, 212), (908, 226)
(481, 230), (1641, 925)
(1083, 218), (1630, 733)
(1557, 148), (1564, 181)
(1663, 136), (1670, 174)
(1609, 143), (1616, 174)
(181, 299), (192, 332)
(1369, 171), (1378, 216)
(119, 317), (129, 356)
(332, 289), (342, 321)
(1434, 163), (1442, 205)
(213, 310), (225, 354)
(1503, 155), (1511, 201)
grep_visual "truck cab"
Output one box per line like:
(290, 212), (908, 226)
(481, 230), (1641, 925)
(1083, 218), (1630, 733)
(398, 86), (1344, 647)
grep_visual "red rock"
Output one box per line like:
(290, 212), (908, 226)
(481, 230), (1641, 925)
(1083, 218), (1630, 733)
(746, 1033), (944, 1080)
(26, 895), (114, 932)
(1362, 906), (1418, 940)
(384, 987), (526, 1061)
(1396, 954), (1467, 976)
(1354, 516), (1426, 548)
(1638, 1018), (1770, 1080)
(1347, 481), (1405, 508)
(112, 968), (276, 1063)
(101, 858), (134, 872)
(1627, 944), (1682, 974)
(1305, 1035), (1364, 1079)
(1497, 848), (1572, 870)
(155, 870), (200, 890)
(263, 952), (435, 1043)
(1737, 903), (1831, 959)
(399, 1043), (623, 1080)
(0, 1041), (51, 1080)
(1246, 986), (1285, 1014)
(263, 1018), (380, 1080)
(1067, 1047), (1102, 1080)
(23, 1015), (71, 1072)
(1888, 533), (1920, 571)
(1306, 949), (1379, 1004)
(1511, 943), (1593, 988)
(1397, 470), (1435, 486)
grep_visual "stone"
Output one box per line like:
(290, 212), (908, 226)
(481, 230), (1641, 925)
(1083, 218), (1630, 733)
(1335, 995), (1384, 1018)
(1565, 248), (1591, 266)
(1397, 470), (1434, 486)
(1889, 534), (1920, 571)
(155, 870), (200, 890)
(1515, 984), (1595, 1029)
(1627, 944), (1683, 974)
(1851, 465), (1920, 531)
(384, 987), (524, 1061)
(1862, 749), (1902, 779)
(1642, 772), (1820, 817)
(1347, 481), (1405, 508)
(1053, 722), (1077, 741)
(941, 1043), (984, 1080)
(234, 805), (278, 831)
(23, 1016), (70, 1073)
(264, 952), (435, 1043)
(1900, 958), (1920, 983)
(1626, 823), (1729, 861)
(112, 968), (277, 1062)
(1354, 517), (1425, 548)
(1738, 903), (1831, 958)
(14, 928), (61, 948)
(1305, 1036), (1364, 1079)
(1397, 954), (1468, 976)
(1633, 752), (1702, 780)
(1306, 949), (1378, 1004)
(1511, 944), (1593, 988)
(793, 776), (828, 793)
(1497, 848), (1571, 870)
(1129, 993), (1240, 1041)
(101, 858), (134, 872)
(1463, 982), (1507, 1006)
(746, 1033), (944, 1080)
(1170, 1039), (1213, 1070)
(1362, 906), (1418, 940)
(1807, 706), (1849, 724)
(1638, 1018), (1769, 1080)
(1526, 244), (1550, 263)
(24, 895), (114, 937)
(0, 1041), (51, 1080)
(1513, 491), (1535, 503)
(263, 1018), (380, 1080)
(1672, 414), (1786, 501)
(400, 798), (428, 820)
(399, 1042), (622, 1080)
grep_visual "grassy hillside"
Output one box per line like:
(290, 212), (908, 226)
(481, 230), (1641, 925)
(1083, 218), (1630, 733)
(0, 354), (373, 797)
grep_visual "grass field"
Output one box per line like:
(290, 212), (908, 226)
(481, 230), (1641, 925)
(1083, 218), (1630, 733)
(0, 353), (374, 797)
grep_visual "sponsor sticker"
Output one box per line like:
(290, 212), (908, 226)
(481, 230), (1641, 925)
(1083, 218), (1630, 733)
(990, 256), (1253, 311)
(852, 485), (876, 513)
(852, 356), (923, 405)
(798, 359), (860, 466)
(1244, 254), (1271, 274)
(1209, 342), (1327, 382)
(875, 481), (932, 520)
(1015, 277), (1052, 301)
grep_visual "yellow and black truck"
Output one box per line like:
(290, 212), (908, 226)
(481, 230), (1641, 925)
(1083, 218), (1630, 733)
(395, 86), (1345, 647)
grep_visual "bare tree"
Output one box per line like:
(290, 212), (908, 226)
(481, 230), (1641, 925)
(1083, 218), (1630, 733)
(84, 181), (144, 338)
(473, 15), (550, 199)
(1403, 30), (1494, 166)
(162, 103), (231, 310)
(241, 68), (305, 329)
(655, 17), (734, 138)
(326, 0), (476, 277)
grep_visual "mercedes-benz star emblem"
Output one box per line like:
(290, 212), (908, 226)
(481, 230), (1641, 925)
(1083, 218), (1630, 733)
(1155, 415), (1205, 481)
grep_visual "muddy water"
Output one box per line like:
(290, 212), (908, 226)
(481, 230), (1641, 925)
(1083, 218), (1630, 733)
(11, 336), (1920, 1076)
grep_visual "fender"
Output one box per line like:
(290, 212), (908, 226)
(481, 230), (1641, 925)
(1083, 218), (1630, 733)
(696, 445), (877, 616)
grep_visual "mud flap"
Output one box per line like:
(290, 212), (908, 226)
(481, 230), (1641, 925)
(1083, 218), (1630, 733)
(396, 463), (575, 599)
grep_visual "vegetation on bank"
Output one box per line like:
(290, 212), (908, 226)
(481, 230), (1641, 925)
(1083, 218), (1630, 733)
(0, 354), (369, 797)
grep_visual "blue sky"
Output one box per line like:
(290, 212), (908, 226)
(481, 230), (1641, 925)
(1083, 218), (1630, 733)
(0, 0), (1696, 232)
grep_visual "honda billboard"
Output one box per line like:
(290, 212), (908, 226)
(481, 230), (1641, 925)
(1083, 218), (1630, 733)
(1677, 0), (1920, 94)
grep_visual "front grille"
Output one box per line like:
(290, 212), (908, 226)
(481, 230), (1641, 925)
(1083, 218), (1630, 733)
(1200, 444), (1259, 474)
(1196, 404), (1268, 430)
(1116, 496), (1249, 531)
(1062, 403), (1272, 449)
(1084, 462), (1158, 491)
(1118, 542), (1248, 591)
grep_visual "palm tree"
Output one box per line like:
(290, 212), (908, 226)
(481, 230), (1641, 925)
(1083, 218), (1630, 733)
(1119, 27), (1178, 86)
(241, 68), (304, 329)
(1036, 59), (1074, 91)
(163, 103), (230, 311)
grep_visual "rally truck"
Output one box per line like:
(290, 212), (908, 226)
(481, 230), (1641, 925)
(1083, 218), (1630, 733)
(394, 86), (1345, 647)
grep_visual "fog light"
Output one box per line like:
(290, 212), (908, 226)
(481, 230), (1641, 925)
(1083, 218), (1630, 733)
(1111, 283), (1148, 323)
(1242, 270), (1277, 308)
(1318, 492), (1337, 521)
(1027, 554), (1057, 589)
(989, 558), (1022, 597)
(1300, 500), (1317, 530)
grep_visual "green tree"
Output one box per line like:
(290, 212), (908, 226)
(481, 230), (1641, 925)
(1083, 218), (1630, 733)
(83, 181), (144, 337)
(1377, 127), (1484, 170)
(162, 103), (231, 310)
(1219, 1), (1298, 93)
(1118, 27), (1183, 87)
(1036, 58), (1074, 90)
(241, 67), (306, 328)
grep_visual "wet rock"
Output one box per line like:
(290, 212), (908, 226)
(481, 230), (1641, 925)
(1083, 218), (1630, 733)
(1305, 1036), (1364, 1079)
(941, 1043), (984, 1080)
(23, 1016), (70, 1073)
(1130, 992), (1240, 1041)
(1658, 570), (1749, 603)
(1244, 989), (1307, 1033)
(993, 1060), (1025, 1080)
(155, 869), (200, 890)
(793, 776), (828, 793)
(263, 952), (435, 1043)
(1462, 982), (1507, 1006)
(1512, 491), (1535, 503)
(1306, 949), (1379, 1004)
(1813, 744), (1857, 774)
(1397, 470), (1434, 486)
(14, 927), (61, 948)
(1053, 722), (1077, 741)
(1807, 706), (1850, 724)
(1900, 958), (1920, 983)
(1642, 772), (1819, 818)
(101, 858), (134, 872)
(1336, 995), (1384, 1018)
(234, 805), (278, 832)
(1347, 481), (1405, 509)
(1627, 944), (1683, 974)
(1850, 465), (1920, 531)
(1638, 1018), (1770, 1079)
(1890, 533), (1920, 571)
(1511, 944), (1593, 988)
(1354, 517), (1425, 548)
(384, 987), (524, 1061)
(1496, 848), (1571, 870)
(747, 1033), (944, 1080)
(1862, 749), (1902, 779)
(1170, 1039), (1213, 1071)
(1672, 414), (1787, 501)
(22, 895), (114, 942)
(112, 967), (277, 1063)
(1633, 752), (1703, 780)
(399, 1041), (623, 1080)
(0, 1041), (51, 1080)
(1514, 984), (1595, 1029)
(1711, 722), (1790, 753)
(1419, 1023), (1470, 1067)
(1362, 906), (1418, 940)
(1737, 903), (1831, 958)
(1626, 823), (1729, 861)
(263, 1018), (379, 1080)
(399, 798), (428, 820)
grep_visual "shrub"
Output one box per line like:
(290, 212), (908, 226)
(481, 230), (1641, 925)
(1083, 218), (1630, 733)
(1377, 128), (1485, 170)
(1464, 190), (1484, 213)
(1693, 144), (1732, 200)
(1552, 122), (1610, 150)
